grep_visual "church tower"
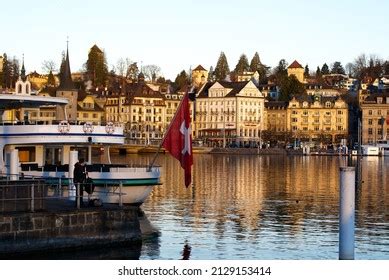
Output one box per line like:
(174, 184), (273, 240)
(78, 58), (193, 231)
(56, 42), (78, 121)
(192, 65), (208, 88)
(15, 56), (32, 95)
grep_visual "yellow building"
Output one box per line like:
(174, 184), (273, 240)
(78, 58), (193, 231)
(360, 92), (389, 144)
(287, 60), (305, 83)
(77, 94), (105, 124)
(287, 95), (348, 143)
(192, 65), (208, 88)
(264, 101), (288, 142)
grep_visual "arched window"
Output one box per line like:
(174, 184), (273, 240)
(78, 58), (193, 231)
(18, 84), (22, 93)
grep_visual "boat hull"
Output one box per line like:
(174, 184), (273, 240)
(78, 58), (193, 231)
(22, 167), (161, 205)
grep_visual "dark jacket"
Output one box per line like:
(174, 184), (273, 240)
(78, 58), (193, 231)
(74, 162), (86, 183)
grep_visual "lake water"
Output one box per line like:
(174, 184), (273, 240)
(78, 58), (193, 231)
(117, 154), (389, 260)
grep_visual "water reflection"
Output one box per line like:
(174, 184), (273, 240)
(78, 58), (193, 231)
(114, 154), (388, 260)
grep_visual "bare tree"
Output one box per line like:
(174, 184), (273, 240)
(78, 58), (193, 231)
(41, 60), (57, 74)
(116, 58), (126, 77)
(143, 64), (161, 82)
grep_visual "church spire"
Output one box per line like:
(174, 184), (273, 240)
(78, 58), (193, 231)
(58, 39), (75, 90)
(20, 54), (26, 82)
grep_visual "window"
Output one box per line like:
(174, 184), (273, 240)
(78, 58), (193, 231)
(368, 119), (372, 125)
(368, 110), (372, 115)
(368, 128), (373, 135)
(325, 102), (331, 108)
(378, 128), (382, 135)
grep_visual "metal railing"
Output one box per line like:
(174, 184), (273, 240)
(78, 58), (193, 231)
(0, 174), (126, 213)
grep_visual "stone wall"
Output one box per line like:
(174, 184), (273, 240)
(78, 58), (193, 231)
(0, 207), (141, 256)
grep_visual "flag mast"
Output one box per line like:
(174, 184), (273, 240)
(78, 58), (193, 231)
(148, 88), (192, 170)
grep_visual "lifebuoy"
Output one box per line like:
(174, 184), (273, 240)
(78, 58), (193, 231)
(58, 120), (70, 133)
(105, 122), (115, 134)
(83, 122), (94, 133)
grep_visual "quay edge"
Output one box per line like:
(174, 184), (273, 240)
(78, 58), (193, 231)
(0, 206), (142, 258)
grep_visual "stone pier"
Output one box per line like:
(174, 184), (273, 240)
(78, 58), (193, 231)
(0, 204), (141, 257)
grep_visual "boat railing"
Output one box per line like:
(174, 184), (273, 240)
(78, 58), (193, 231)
(0, 173), (126, 213)
(0, 120), (123, 127)
(19, 163), (160, 173)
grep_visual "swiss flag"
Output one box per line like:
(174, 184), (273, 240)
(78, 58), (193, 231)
(162, 92), (193, 187)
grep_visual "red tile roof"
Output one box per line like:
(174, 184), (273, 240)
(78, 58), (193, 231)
(288, 60), (303, 69)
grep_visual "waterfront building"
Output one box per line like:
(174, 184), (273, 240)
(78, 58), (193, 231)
(287, 94), (348, 143)
(360, 92), (389, 144)
(264, 101), (288, 143)
(105, 73), (167, 144)
(195, 80), (265, 147)
(191, 65), (208, 88)
(287, 60), (305, 83)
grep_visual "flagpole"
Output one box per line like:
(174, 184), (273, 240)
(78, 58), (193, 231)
(148, 90), (191, 170)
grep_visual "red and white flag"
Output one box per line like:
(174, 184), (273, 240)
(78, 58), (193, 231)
(162, 92), (193, 187)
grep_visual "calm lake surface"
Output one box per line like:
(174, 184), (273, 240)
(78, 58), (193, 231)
(112, 154), (389, 260)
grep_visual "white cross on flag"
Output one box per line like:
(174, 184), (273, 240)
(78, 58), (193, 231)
(162, 92), (193, 187)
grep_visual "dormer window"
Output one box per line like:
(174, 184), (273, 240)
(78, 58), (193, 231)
(377, 97), (383, 104)
(325, 101), (331, 108)
(303, 102), (308, 108)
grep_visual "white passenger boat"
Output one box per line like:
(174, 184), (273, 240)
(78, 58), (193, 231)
(0, 55), (160, 205)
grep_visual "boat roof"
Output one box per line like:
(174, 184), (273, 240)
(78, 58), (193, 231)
(0, 94), (68, 110)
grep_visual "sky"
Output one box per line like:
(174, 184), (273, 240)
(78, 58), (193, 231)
(1, 0), (388, 80)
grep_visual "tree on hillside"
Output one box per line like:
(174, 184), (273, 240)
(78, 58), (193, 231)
(59, 51), (66, 78)
(349, 53), (384, 80)
(173, 70), (189, 91)
(321, 63), (330, 75)
(315, 66), (322, 79)
(304, 65), (310, 78)
(42, 60), (57, 74)
(208, 66), (215, 82)
(143, 64), (161, 82)
(1, 54), (19, 88)
(127, 62), (139, 81)
(273, 59), (288, 82)
(279, 75), (306, 102)
(331, 61), (345, 75)
(234, 54), (249, 74)
(86, 45), (108, 86)
(214, 52), (230, 81)
(116, 58), (126, 77)
(47, 71), (56, 86)
(345, 63), (353, 76)
(249, 52), (268, 82)
(384, 61), (389, 75)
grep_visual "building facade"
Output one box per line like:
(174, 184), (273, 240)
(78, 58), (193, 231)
(195, 80), (265, 147)
(360, 93), (389, 144)
(287, 95), (348, 143)
(192, 65), (208, 88)
(287, 60), (305, 83)
(264, 101), (288, 143)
